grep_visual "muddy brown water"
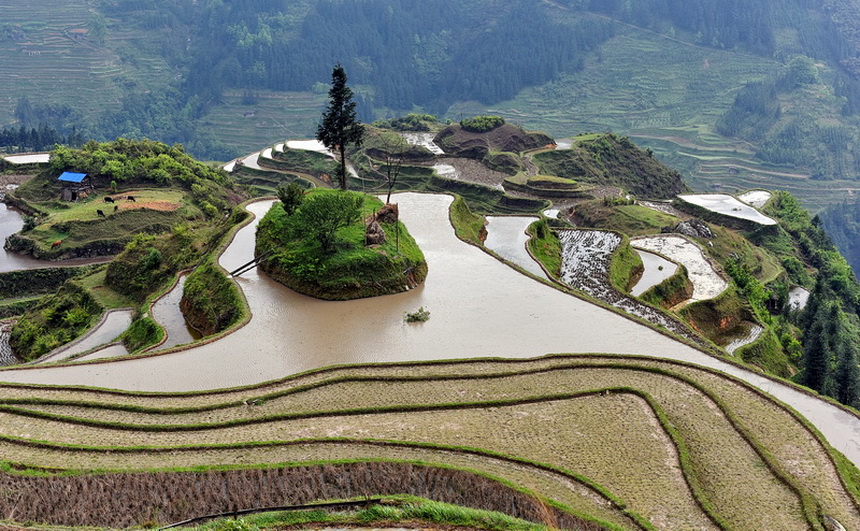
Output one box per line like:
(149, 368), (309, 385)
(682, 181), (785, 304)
(150, 273), (201, 351)
(484, 216), (547, 280)
(0, 203), (112, 272)
(1, 194), (859, 468)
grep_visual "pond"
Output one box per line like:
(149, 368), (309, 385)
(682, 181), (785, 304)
(2, 194), (860, 468)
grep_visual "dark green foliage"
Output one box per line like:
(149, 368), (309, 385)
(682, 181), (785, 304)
(460, 116), (505, 133)
(0, 267), (88, 300)
(276, 181), (305, 215)
(256, 190), (427, 300)
(122, 316), (164, 352)
(836, 318), (860, 408)
(316, 64), (364, 190)
(534, 134), (686, 199)
(49, 139), (230, 193)
(0, 122), (84, 153)
(8, 282), (102, 361)
(105, 230), (199, 302)
(801, 300), (840, 397)
(180, 263), (244, 336)
(290, 191), (364, 252)
(820, 195), (860, 277)
(373, 114), (438, 132)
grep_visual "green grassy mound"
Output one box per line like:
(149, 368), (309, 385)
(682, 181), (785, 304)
(256, 190), (427, 300)
(180, 262), (245, 336)
(533, 134), (687, 199)
(7, 139), (245, 259)
(0, 355), (855, 529)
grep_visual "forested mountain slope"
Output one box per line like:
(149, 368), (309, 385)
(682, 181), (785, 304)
(5, 0), (860, 212)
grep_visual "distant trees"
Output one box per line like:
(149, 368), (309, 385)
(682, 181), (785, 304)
(0, 124), (84, 153)
(316, 64), (364, 190)
(460, 115), (505, 133)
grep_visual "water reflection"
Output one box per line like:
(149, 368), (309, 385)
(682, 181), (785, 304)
(150, 273), (201, 351)
(3, 195), (860, 468)
(630, 250), (677, 297)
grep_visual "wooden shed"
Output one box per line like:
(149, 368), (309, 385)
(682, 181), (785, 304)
(58, 172), (93, 202)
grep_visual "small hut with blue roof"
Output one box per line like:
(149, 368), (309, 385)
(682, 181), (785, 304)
(58, 172), (93, 202)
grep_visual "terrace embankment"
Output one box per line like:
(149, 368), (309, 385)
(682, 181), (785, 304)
(0, 355), (856, 530)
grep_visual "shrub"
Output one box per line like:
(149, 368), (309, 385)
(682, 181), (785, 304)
(277, 181), (305, 215)
(460, 115), (506, 133)
(405, 306), (430, 322)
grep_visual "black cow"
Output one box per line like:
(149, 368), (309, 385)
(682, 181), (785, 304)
(126, 195), (136, 202)
(104, 197), (115, 203)
(114, 205), (118, 213)
(96, 209), (105, 218)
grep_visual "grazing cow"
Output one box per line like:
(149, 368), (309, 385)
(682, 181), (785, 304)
(126, 195), (136, 202)
(51, 240), (62, 249)
(104, 196), (114, 203)
(114, 205), (118, 213)
(96, 209), (105, 218)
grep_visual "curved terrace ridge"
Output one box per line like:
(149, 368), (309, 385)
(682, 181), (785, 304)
(0, 193), (858, 479)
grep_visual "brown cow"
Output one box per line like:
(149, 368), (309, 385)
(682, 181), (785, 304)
(51, 240), (62, 249)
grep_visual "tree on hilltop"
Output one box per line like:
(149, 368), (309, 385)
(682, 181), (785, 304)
(316, 64), (364, 190)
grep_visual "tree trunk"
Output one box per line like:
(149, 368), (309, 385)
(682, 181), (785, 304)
(339, 145), (347, 190)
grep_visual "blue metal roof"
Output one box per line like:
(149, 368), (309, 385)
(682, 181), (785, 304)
(57, 172), (88, 183)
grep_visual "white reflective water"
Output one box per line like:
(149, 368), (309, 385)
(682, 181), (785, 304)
(484, 216), (547, 280)
(631, 250), (678, 297)
(150, 273), (200, 350)
(678, 194), (777, 226)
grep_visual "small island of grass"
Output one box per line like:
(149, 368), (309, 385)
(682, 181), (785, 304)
(255, 188), (427, 300)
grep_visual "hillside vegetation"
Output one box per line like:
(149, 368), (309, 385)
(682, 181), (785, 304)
(256, 190), (427, 300)
(534, 133), (687, 199)
(4, 139), (248, 360)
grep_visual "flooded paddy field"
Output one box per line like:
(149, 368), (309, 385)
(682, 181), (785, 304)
(737, 190), (772, 208)
(149, 273), (200, 351)
(631, 235), (728, 304)
(677, 194), (777, 226)
(558, 229), (701, 343)
(631, 249), (677, 296)
(0, 195), (706, 392)
(484, 216), (547, 280)
(1, 194), (860, 470)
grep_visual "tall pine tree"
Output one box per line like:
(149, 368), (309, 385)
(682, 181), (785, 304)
(316, 64), (364, 190)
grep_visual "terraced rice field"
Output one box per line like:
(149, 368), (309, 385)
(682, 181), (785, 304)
(557, 230), (701, 344)
(631, 235), (728, 304)
(0, 355), (856, 529)
(677, 194), (777, 226)
(0, 0), (171, 126)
